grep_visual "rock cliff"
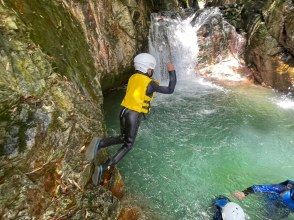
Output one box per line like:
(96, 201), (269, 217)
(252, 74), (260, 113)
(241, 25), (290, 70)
(205, 0), (294, 92)
(0, 0), (157, 218)
(1, 0), (201, 218)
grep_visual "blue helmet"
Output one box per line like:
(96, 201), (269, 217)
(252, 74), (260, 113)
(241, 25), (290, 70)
(281, 189), (294, 210)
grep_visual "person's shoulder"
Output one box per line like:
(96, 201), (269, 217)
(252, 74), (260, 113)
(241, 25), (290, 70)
(150, 79), (159, 84)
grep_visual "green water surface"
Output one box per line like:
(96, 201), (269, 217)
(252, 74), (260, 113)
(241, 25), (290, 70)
(103, 78), (294, 220)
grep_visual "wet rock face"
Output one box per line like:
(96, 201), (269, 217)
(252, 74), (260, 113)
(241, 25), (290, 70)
(61, 0), (152, 91)
(205, 0), (240, 7)
(245, 0), (294, 92)
(4, 0), (152, 93)
(205, 0), (294, 92)
(246, 20), (294, 92)
(149, 0), (199, 11)
(217, 3), (245, 31)
(1, 0), (176, 218)
(196, 10), (246, 70)
(1, 165), (119, 219)
(0, 3), (119, 219)
(263, 0), (294, 56)
(4, 0), (102, 101)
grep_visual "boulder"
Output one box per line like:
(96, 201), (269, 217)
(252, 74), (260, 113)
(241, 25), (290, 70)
(263, 0), (294, 55)
(205, 0), (294, 92)
(246, 20), (294, 92)
(196, 9), (246, 69)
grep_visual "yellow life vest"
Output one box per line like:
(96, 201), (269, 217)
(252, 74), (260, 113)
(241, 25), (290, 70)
(121, 73), (153, 114)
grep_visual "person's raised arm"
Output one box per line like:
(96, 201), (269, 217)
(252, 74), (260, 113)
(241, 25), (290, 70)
(147, 63), (177, 95)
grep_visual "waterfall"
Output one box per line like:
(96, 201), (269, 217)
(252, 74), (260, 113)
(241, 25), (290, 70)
(148, 8), (247, 83)
(149, 11), (198, 81)
(148, 8), (222, 82)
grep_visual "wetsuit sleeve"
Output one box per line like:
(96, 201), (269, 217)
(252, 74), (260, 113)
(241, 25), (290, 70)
(146, 70), (177, 95)
(242, 184), (287, 196)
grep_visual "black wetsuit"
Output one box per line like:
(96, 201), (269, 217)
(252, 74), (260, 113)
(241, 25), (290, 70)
(99, 71), (177, 169)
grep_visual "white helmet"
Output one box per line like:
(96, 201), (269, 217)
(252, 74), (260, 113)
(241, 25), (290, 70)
(134, 53), (156, 73)
(222, 202), (245, 220)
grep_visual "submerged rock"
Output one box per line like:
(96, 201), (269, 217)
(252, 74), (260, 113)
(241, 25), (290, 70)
(102, 166), (125, 200)
(118, 206), (142, 220)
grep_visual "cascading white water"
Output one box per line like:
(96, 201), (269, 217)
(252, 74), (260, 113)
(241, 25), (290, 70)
(149, 8), (248, 83)
(149, 12), (198, 81)
(148, 8), (223, 82)
(192, 7), (222, 31)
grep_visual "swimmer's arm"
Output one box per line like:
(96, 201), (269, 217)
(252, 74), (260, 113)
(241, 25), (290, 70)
(234, 184), (286, 200)
(243, 184), (286, 195)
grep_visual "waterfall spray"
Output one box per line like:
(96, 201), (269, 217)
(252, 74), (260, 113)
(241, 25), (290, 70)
(149, 12), (199, 82)
(149, 8), (247, 83)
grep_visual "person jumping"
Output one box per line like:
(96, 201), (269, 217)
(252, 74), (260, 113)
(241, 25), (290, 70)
(86, 53), (177, 185)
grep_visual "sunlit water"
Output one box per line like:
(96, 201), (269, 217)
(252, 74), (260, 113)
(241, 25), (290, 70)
(104, 8), (294, 220)
(104, 78), (294, 220)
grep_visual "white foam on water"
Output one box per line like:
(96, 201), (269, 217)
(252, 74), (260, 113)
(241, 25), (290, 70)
(275, 96), (294, 110)
(195, 77), (227, 92)
(199, 109), (217, 115)
(199, 57), (246, 82)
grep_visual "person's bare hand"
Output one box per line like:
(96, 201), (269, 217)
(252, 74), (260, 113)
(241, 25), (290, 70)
(234, 191), (246, 200)
(167, 63), (175, 72)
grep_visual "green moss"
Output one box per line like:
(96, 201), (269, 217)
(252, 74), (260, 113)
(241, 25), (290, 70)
(5, 0), (100, 102)
(51, 87), (74, 112)
(256, 23), (268, 40)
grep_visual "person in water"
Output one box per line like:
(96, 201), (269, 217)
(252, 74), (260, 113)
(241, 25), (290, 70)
(234, 180), (294, 218)
(86, 53), (177, 185)
(213, 196), (245, 220)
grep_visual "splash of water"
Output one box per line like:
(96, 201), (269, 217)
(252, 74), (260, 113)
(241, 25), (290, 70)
(192, 7), (222, 31)
(273, 95), (294, 110)
(149, 8), (247, 83)
(149, 11), (199, 81)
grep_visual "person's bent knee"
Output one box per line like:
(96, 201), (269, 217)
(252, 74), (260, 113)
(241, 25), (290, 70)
(124, 139), (134, 151)
(125, 142), (134, 151)
(125, 136), (135, 148)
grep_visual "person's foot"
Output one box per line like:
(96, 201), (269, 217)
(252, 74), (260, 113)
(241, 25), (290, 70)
(85, 137), (101, 162)
(92, 165), (104, 186)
